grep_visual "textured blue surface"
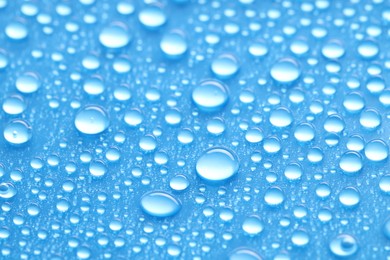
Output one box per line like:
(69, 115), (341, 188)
(1, 0), (390, 259)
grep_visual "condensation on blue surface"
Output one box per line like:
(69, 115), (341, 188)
(0, 0), (390, 259)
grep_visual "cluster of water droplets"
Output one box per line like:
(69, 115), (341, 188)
(0, 0), (390, 259)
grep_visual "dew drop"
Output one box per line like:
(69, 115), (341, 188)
(270, 58), (301, 83)
(5, 21), (28, 40)
(242, 216), (264, 236)
(138, 5), (166, 29)
(211, 53), (239, 79)
(364, 139), (388, 162)
(99, 22), (131, 48)
(16, 72), (40, 94)
(160, 30), (187, 59)
(338, 187), (360, 208)
(339, 151), (363, 174)
(264, 187), (285, 206)
(169, 175), (189, 191)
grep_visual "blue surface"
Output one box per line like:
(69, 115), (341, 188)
(0, 0), (390, 259)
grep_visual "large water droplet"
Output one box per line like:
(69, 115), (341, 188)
(196, 147), (239, 182)
(140, 191), (181, 217)
(364, 139), (388, 162)
(74, 105), (109, 135)
(339, 151), (363, 174)
(5, 21), (28, 40)
(338, 187), (360, 208)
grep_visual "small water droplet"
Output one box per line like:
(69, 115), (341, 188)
(192, 80), (229, 112)
(99, 22), (131, 48)
(3, 119), (32, 145)
(140, 191), (181, 217)
(270, 58), (301, 83)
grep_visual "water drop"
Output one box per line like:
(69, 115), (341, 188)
(229, 248), (263, 260)
(124, 109), (143, 127)
(169, 175), (189, 191)
(99, 22), (130, 48)
(139, 135), (157, 152)
(364, 139), (388, 162)
(5, 21), (28, 40)
(294, 123), (315, 142)
(211, 53), (239, 79)
(264, 187), (285, 206)
(160, 30), (187, 59)
(138, 5), (166, 29)
(357, 40), (379, 59)
(196, 147), (239, 182)
(2, 94), (26, 115)
(338, 187), (360, 208)
(16, 72), (40, 94)
(89, 160), (107, 178)
(291, 230), (310, 247)
(242, 216), (264, 236)
(269, 107), (293, 128)
(74, 105), (109, 135)
(140, 191), (181, 217)
(0, 183), (17, 199)
(329, 234), (358, 257)
(192, 80), (229, 112)
(321, 40), (345, 59)
(3, 119), (32, 145)
(339, 151), (362, 174)
(270, 58), (301, 83)
(284, 163), (303, 181)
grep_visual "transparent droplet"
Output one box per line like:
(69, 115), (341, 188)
(364, 139), (388, 162)
(264, 187), (285, 206)
(290, 38), (309, 55)
(3, 119), (32, 145)
(357, 40), (379, 59)
(207, 118), (225, 135)
(321, 40), (345, 59)
(169, 175), (189, 191)
(192, 80), (229, 112)
(366, 76), (385, 94)
(139, 135), (157, 152)
(124, 109), (143, 127)
(2, 94), (26, 115)
(284, 163), (303, 181)
(329, 234), (358, 257)
(242, 216), (264, 236)
(74, 105), (109, 135)
(229, 248), (263, 260)
(359, 109), (381, 130)
(5, 21), (28, 40)
(245, 128), (264, 143)
(0, 183), (17, 199)
(196, 147), (239, 182)
(211, 53), (239, 79)
(263, 137), (281, 154)
(269, 107), (293, 128)
(270, 58), (301, 83)
(343, 92), (365, 113)
(338, 187), (360, 207)
(83, 76), (105, 96)
(294, 123), (315, 143)
(140, 191), (181, 217)
(291, 230), (310, 247)
(16, 72), (40, 94)
(138, 5), (166, 29)
(379, 175), (390, 194)
(346, 135), (365, 152)
(248, 42), (268, 57)
(160, 30), (187, 59)
(316, 183), (331, 199)
(99, 22), (131, 48)
(324, 114), (345, 133)
(339, 151), (363, 174)
(89, 160), (107, 178)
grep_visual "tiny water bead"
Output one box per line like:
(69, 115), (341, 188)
(338, 187), (361, 208)
(229, 248), (262, 260)
(140, 191), (181, 217)
(160, 30), (188, 59)
(339, 151), (363, 174)
(3, 119), (32, 145)
(74, 105), (109, 135)
(196, 147), (239, 182)
(192, 80), (229, 112)
(5, 21), (28, 40)
(138, 5), (166, 29)
(0, 183), (17, 199)
(2, 94), (26, 115)
(242, 216), (264, 236)
(270, 58), (301, 83)
(329, 234), (359, 257)
(264, 187), (285, 206)
(211, 53), (240, 79)
(16, 72), (41, 94)
(99, 22), (131, 48)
